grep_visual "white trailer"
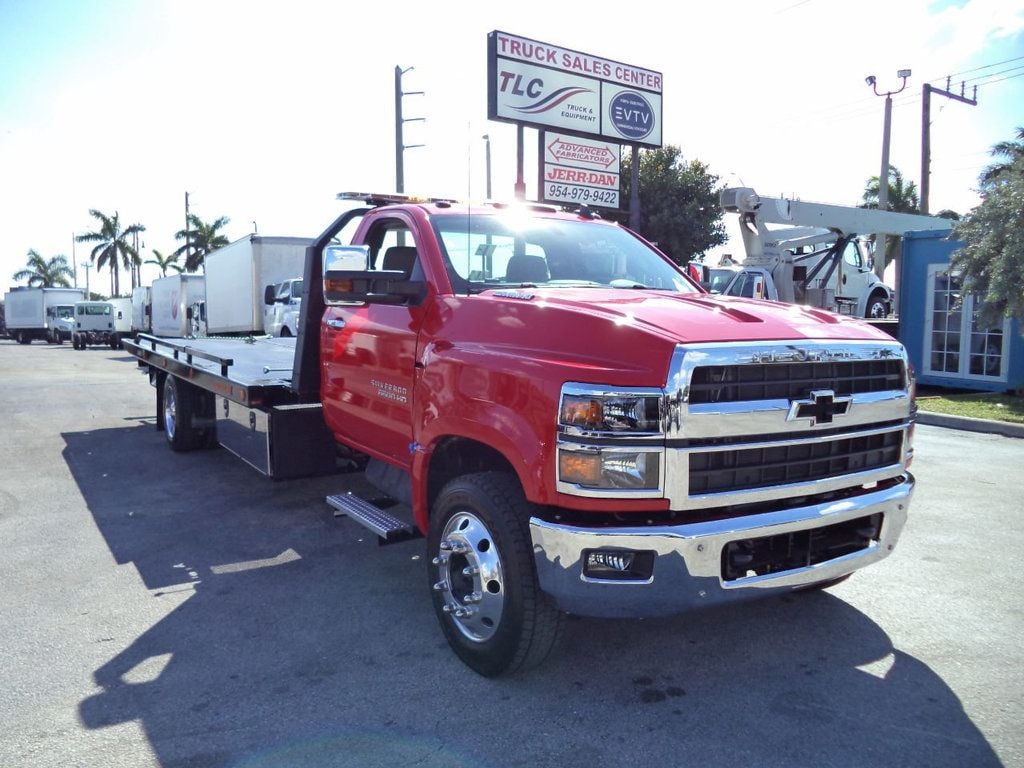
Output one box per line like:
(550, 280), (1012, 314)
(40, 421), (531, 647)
(131, 286), (152, 334)
(2, 287), (86, 344)
(150, 274), (205, 338)
(204, 235), (311, 335)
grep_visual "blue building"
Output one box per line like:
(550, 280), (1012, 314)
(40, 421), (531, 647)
(898, 229), (1022, 392)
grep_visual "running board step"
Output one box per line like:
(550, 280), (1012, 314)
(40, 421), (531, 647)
(327, 492), (421, 545)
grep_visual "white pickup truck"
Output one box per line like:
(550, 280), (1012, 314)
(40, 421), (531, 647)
(262, 277), (302, 337)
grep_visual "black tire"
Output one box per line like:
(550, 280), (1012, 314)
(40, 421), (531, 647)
(17, 331), (31, 345)
(73, 333), (83, 350)
(54, 333), (63, 346)
(109, 336), (119, 350)
(428, 471), (563, 677)
(163, 375), (202, 452)
(865, 292), (889, 319)
(280, 326), (292, 338)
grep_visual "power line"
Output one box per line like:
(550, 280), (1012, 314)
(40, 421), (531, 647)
(964, 63), (1024, 83)
(940, 55), (1024, 81)
(971, 70), (1024, 87)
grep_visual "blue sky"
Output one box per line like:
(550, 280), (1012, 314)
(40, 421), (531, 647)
(1, 0), (1022, 295)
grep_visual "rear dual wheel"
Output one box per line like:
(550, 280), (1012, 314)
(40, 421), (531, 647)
(162, 375), (216, 451)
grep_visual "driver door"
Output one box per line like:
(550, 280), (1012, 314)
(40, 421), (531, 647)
(320, 215), (426, 467)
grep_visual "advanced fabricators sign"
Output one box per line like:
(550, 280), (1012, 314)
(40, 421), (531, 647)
(487, 30), (663, 148)
(540, 132), (620, 208)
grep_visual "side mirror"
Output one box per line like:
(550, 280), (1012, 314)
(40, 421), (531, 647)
(186, 307), (193, 320)
(322, 245), (425, 306)
(264, 285), (276, 305)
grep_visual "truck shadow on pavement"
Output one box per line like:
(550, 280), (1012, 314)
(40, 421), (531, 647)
(63, 425), (1001, 768)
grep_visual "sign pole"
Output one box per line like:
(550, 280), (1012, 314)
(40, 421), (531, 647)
(515, 125), (526, 200)
(629, 146), (640, 230)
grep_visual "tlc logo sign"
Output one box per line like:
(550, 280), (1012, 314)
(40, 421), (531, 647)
(498, 71), (542, 98)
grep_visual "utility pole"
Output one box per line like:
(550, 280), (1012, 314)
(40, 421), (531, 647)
(71, 232), (77, 288)
(920, 78), (978, 214)
(83, 264), (91, 299)
(866, 68), (911, 278)
(394, 65), (425, 193)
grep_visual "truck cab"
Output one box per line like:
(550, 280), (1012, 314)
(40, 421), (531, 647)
(263, 278), (303, 337)
(73, 299), (132, 349)
(718, 237), (891, 317)
(46, 304), (76, 344)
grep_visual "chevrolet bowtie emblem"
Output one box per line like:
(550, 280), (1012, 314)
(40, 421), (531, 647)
(787, 390), (851, 426)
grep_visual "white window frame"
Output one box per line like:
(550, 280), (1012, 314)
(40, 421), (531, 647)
(923, 263), (1010, 383)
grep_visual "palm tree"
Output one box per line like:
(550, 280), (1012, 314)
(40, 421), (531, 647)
(76, 210), (146, 296)
(174, 213), (231, 272)
(861, 165), (920, 213)
(145, 249), (184, 277)
(12, 249), (74, 287)
(980, 126), (1024, 187)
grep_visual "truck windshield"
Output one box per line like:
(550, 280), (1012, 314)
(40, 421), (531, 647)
(431, 213), (696, 294)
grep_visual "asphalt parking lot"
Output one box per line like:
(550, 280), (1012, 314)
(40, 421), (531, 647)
(1, 339), (1021, 768)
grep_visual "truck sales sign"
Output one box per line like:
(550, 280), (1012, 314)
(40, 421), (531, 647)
(487, 31), (663, 148)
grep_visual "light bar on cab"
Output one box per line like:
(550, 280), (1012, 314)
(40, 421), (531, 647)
(336, 192), (460, 206)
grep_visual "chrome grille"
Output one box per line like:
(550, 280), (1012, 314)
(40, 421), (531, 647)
(663, 341), (913, 511)
(689, 359), (904, 404)
(689, 430), (903, 494)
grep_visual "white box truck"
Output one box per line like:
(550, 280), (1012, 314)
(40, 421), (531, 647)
(2, 287), (86, 344)
(150, 274), (205, 338)
(131, 286), (152, 335)
(204, 235), (311, 335)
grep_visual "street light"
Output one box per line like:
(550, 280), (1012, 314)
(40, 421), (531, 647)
(865, 68), (911, 277)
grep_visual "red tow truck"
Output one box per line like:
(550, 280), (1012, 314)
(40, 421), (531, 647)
(124, 193), (916, 676)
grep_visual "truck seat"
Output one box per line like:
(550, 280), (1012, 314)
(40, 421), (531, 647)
(506, 254), (549, 283)
(382, 246), (418, 279)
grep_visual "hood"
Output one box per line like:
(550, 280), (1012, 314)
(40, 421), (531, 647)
(485, 287), (892, 345)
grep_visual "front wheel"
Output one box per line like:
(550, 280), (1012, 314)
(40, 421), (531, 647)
(865, 292), (889, 319)
(428, 472), (563, 677)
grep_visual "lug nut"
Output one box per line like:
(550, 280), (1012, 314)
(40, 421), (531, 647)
(432, 554), (449, 566)
(462, 566), (479, 576)
(463, 591), (482, 604)
(433, 581), (448, 592)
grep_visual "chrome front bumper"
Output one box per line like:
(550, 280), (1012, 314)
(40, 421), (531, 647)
(530, 474), (913, 618)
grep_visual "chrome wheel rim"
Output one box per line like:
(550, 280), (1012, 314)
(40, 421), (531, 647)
(164, 383), (177, 440)
(433, 511), (505, 643)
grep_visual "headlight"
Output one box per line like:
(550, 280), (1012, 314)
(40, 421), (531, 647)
(558, 447), (661, 491)
(559, 389), (662, 434)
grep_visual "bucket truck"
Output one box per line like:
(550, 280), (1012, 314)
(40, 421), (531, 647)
(719, 187), (954, 318)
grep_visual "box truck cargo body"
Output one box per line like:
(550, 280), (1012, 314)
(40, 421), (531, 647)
(204, 235), (311, 335)
(2, 287), (86, 343)
(132, 286), (152, 334)
(150, 275), (205, 337)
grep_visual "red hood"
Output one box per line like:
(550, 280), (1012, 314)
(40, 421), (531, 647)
(489, 288), (892, 344)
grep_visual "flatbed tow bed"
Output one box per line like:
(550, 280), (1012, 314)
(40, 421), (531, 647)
(124, 333), (337, 478)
